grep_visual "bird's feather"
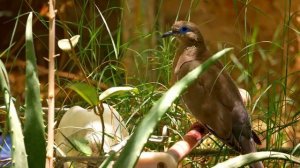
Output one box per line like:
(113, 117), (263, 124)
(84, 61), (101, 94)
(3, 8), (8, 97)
(164, 20), (264, 168)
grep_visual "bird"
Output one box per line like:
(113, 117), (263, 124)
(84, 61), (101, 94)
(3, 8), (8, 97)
(162, 21), (264, 168)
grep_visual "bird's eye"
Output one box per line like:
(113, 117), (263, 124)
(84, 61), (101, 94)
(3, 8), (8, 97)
(180, 26), (190, 33)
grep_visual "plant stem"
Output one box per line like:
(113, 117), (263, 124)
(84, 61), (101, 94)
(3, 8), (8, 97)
(95, 103), (105, 156)
(46, 0), (56, 167)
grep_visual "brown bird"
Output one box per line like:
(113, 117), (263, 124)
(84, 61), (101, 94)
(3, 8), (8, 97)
(162, 21), (264, 168)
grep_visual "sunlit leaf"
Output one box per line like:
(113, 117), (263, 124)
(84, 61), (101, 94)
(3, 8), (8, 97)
(58, 35), (80, 51)
(99, 86), (138, 101)
(68, 83), (99, 106)
(70, 138), (92, 156)
(213, 151), (300, 168)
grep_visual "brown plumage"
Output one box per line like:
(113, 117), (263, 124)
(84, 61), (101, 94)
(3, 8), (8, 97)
(162, 21), (264, 168)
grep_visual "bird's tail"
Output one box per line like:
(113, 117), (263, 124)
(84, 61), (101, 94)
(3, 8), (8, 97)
(240, 136), (264, 168)
(252, 130), (262, 145)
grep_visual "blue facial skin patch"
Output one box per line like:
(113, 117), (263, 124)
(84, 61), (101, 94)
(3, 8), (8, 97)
(179, 26), (190, 34)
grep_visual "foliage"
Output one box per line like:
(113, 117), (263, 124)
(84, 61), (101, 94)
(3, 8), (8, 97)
(23, 12), (46, 168)
(113, 48), (233, 168)
(1, 0), (300, 167)
(0, 60), (28, 168)
(68, 83), (99, 106)
(0, 44), (27, 168)
(213, 151), (300, 168)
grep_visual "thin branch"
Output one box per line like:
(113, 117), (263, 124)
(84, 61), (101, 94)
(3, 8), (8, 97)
(46, 0), (56, 167)
(5, 59), (108, 90)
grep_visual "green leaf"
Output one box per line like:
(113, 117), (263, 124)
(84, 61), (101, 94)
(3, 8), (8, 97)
(5, 92), (29, 168)
(68, 83), (99, 106)
(0, 48), (28, 168)
(99, 86), (138, 101)
(23, 12), (46, 168)
(70, 138), (92, 156)
(113, 48), (233, 168)
(212, 151), (300, 168)
(99, 151), (116, 168)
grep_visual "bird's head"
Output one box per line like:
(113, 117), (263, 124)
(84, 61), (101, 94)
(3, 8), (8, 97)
(162, 21), (204, 44)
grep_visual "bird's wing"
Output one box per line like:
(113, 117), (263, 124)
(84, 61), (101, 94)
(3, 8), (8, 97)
(176, 60), (234, 139)
(177, 59), (257, 153)
(209, 65), (260, 152)
(214, 63), (262, 145)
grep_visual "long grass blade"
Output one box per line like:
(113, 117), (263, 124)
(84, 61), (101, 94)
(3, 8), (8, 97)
(94, 4), (119, 59)
(213, 151), (300, 168)
(113, 48), (233, 168)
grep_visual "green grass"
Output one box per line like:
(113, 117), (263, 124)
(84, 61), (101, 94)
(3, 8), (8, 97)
(1, 0), (300, 167)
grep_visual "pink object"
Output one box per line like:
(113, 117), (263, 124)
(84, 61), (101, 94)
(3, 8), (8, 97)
(136, 123), (207, 168)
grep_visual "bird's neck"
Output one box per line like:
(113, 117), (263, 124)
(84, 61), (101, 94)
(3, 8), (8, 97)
(172, 41), (207, 73)
(179, 41), (207, 58)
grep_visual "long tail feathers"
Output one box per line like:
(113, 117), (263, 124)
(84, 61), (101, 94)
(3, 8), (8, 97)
(252, 130), (262, 145)
(240, 136), (264, 168)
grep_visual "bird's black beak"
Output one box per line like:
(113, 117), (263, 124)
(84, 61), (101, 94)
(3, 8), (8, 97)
(161, 31), (174, 38)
